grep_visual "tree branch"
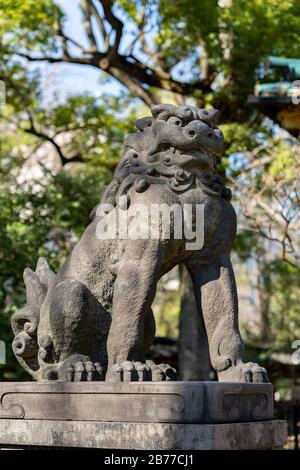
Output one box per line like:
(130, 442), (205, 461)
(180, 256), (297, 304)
(108, 67), (160, 106)
(80, 0), (100, 53)
(14, 51), (102, 66)
(88, 0), (107, 42)
(0, 73), (84, 166)
(10, 0), (214, 107)
(100, 0), (123, 58)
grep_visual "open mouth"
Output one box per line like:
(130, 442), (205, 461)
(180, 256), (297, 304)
(184, 148), (216, 159)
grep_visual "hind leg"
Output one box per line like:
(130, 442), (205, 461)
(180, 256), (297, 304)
(38, 279), (109, 380)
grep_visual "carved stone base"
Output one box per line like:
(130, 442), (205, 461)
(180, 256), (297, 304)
(0, 381), (274, 423)
(0, 381), (287, 449)
(0, 419), (287, 450)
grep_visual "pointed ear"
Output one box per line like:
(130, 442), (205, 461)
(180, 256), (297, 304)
(134, 117), (153, 131)
(35, 257), (55, 288)
(23, 268), (46, 308)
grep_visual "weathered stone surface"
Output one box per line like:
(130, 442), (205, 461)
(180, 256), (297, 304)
(0, 419), (287, 450)
(0, 381), (273, 424)
(11, 103), (269, 384)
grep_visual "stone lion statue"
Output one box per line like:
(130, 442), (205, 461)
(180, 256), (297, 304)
(11, 103), (269, 383)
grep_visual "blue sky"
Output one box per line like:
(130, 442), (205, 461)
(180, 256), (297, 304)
(42, 0), (124, 104)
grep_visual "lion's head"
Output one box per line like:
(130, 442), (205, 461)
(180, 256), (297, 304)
(127, 103), (224, 165)
(95, 104), (230, 215)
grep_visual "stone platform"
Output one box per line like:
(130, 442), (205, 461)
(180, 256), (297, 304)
(0, 419), (287, 450)
(0, 381), (274, 423)
(0, 381), (287, 449)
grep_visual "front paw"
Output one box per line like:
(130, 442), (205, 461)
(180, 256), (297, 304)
(106, 360), (177, 382)
(218, 361), (269, 383)
(57, 355), (105, 381)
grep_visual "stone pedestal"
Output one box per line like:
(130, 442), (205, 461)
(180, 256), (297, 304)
(0, 381), (287, 450)
(0, 419), (287, 450)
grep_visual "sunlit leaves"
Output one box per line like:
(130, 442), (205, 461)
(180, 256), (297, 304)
(0, 0), (63, 52)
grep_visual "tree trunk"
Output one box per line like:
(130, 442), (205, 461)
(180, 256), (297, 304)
(178, 265), (213, 380)
(257, 265), (272, 345)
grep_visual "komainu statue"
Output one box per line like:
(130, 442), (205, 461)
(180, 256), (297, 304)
(11, 104), (269, 383)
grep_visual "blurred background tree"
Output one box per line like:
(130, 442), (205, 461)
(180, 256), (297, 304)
(0, 0), (299, 384)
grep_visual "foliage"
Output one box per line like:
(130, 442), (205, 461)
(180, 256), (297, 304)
(1, 0), (300, 109)
(230, 130), (300, 271)
(0, 0), (62, 50)
(230, 128), (300, 350)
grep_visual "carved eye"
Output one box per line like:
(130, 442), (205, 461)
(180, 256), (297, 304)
(167, 116), (182, 126)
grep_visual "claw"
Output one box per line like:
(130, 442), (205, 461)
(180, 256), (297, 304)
(66, 365), (74, 382)
(146, 360), (155, 368)
(74, 361), (85, 382)
(111, 364), (123, 382)
(160, 364), (177, 381)
(151, 365), (165, 381)
(135, 362), (149, 381)
(252, 366), (268, 383)
(85, 361), (95, 381)
(94, 362), (105, 381)
(122, 361), (138, 382)
(244, 370), (252, 383)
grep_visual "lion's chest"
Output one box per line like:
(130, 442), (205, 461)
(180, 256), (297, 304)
(129, 183), (225, 244)
(178, 188), (224, 234)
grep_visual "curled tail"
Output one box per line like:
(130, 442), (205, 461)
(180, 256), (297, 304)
(11, 257), (55, 379)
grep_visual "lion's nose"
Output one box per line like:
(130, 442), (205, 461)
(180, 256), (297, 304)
(183, 121), (210, 140)
(186, 128), (197, 138)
